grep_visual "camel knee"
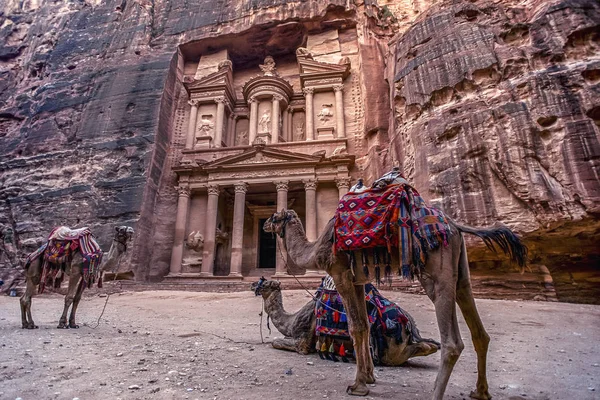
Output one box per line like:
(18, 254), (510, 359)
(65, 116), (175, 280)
(444, 342), (464, 363)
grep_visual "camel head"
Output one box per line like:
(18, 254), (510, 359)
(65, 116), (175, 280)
(263, 209), (298, 237)
(112, 226), (134, 254)
(251, 277), (281, 298)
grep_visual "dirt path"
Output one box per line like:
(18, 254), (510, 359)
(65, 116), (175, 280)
(1, 288), (599, 400)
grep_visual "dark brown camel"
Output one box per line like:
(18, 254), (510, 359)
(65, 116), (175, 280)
(264, 209), (526, 399)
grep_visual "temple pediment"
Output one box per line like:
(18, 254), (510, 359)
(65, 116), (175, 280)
(184, 61), (236, 105)
(203, 145), (323, 170)
(296, 48), (350, 87)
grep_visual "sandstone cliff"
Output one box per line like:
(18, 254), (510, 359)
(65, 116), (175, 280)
(0, 0), (598, 302)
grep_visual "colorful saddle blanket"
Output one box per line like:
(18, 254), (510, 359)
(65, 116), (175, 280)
(334, 183), (452, 279)
(314, 276), (412, 364)
(26, 226), (103, 293)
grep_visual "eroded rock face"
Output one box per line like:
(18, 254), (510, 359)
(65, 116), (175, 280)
(0, 0), (598, 302)
(389, 0), (600, 302)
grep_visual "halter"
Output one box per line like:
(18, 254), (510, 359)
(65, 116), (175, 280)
(113, 235), (130, 252)
(270, 212), (292, 238)
(254, 276), (267, 296)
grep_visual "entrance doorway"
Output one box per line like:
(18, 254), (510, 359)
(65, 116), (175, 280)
(258, 218), (276, 268)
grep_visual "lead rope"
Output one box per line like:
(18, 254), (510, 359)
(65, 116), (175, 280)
(276, 239), (347, 316)
(91, 253), (123, 329)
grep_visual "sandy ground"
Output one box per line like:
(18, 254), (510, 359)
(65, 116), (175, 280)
(1, 287), (599, 400)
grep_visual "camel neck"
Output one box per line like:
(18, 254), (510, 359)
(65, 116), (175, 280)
(263, 290), (295, 337)
(283, 218), (319, 271)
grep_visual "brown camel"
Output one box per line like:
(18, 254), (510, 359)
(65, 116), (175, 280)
(251, 278), (439, 365)
(20, 226), (134, 329)
(264, 209), (526, 399)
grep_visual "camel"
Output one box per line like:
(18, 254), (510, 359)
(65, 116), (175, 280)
(20, 226), (134, 329)
(251, 278), (440, 365)
(264, 207), (527, 399)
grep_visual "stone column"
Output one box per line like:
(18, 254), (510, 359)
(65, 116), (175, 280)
(248, 97), (258, 145)
(271, 95), (282, 144)
(282, 108), (289, 143)
(201, 184), (220, 276)
(333, 84), (346, 138)
(303, 87), (315, 141)
(303, 179), (318, 242)
(186, 100), (199, 149)
(169, 185), (191, 274)
(227, 114), (236, 147)
(214, 97), (226, 148)
(336, 177), (351, 199)
(229, 182), (247, 277)
(287, 109), (294, 141)
(274, 180), (289, 276)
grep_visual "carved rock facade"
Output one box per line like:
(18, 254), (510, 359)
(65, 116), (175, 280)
(0, 0), (598, 301)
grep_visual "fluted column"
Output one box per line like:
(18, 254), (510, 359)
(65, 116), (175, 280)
(336, 177), (351, 199)
(303, 179), (318, 242)
(303, 87), (314, 141)
(274, 180), (289, 276)
(227, 114), (236, 147)
(214, 97), (226, 148)
(282, 108), (289, 143)
(186, 100), (199, 149)
(169, 185), (191, 274)
(248, 97), (258, 144)
(201, 185), (220, 276)
(333, 84), (346, 138)
(271, 95), (282, 144)
(229, 182), (247, 277)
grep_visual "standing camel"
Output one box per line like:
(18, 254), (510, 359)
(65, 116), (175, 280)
(264, 208), (526, 399)
(20, 226), (134, 329)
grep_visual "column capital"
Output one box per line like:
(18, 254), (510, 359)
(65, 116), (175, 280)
(214, 96), (227, 104)
(234, 182), (248, 194)
(188, 99), (199, 107)
(176, 185), (191, 197)
(207, 184), (220, 196)
(335, 177), (352, 189)
(273, 94), (284, 102)
(249, 96), (258, 104)
(302, 179), (317, 190)
(302, 87), (314, 96)
(274, 180), (289, 192)
(333, 84), (344, 93)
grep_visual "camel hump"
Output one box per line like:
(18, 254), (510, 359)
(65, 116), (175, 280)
(49, 226), (92, 241)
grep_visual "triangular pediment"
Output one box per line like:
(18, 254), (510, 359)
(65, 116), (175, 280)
(298, 59), (350, 76)
(185, 67), (233, 91)
(204, 146), (323, 170)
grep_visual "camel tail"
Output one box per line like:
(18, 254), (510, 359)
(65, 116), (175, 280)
(455, 223), (528, 271)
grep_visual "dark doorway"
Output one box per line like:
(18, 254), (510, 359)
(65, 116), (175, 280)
(258, 218), (276, 268)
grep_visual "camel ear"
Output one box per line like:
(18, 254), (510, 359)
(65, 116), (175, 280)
(115, 226), (120, 232)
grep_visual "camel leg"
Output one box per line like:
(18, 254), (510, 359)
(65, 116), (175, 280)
(58, 270), (81, 329)
(332, 268), (372, 396)
(68, 279), (86, 328)
(456, 240), (491, 400)
(20, 276), (38, 329)
(272, 337), (300, 352)
(420, 244), (464, 400)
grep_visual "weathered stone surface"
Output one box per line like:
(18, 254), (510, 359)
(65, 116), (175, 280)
(0, 0), (598, 302)
(389, 0), (600, 302)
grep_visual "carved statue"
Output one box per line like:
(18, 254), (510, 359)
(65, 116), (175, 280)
(294, 121), (305, 140)
(199, 115), (214, 136)
(258, 111), (271, 133)
(186, 231), (204, 252)
(317, 104), (334, 123)
(236, 130), (248, 146)
(295, 47), (313, 59)
(259, 56), (278, 77)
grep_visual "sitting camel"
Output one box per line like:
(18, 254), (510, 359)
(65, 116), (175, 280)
(20, 226), (134, 329)
(251, 278), (439, 365)
(264, 206), (526, 399)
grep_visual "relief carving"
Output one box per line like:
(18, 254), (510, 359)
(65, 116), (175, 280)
(259, 56), (279, 77)
(317, 104), (334, 123)
(236, 130), (248, 146)
(199, 115), (214, 136)
(294, 121), (305, 140)
(258, 111), (271, 133)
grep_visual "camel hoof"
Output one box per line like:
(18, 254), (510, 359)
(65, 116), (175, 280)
(69, 323), (79, 329)
(22, 323), (38, 329)
(366, 374), (376, 384)
(57, 324), (69, 329)
(470, 390), (492, 400)
(346, 383), (369, 396)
